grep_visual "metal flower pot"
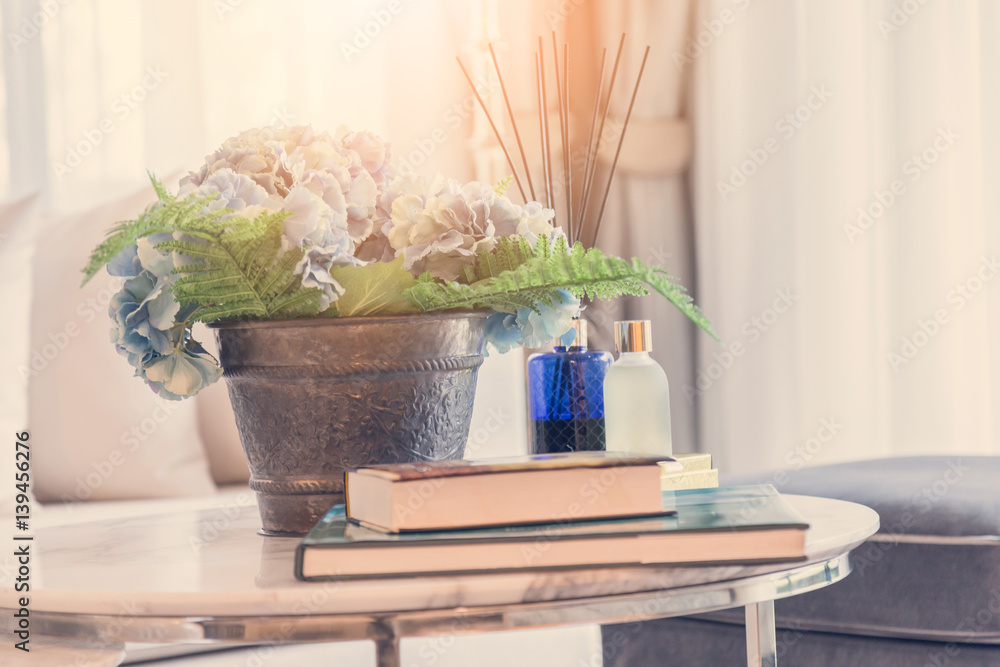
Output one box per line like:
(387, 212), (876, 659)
(211, 312), (488, 536)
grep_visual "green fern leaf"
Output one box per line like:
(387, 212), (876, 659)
(404, 241), (719, 340)
(82, 174), (324, 323)
(81, 177), (230, 284)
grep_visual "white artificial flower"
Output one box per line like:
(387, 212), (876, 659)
(180, 124), (393, 259)
(293, 241), (356, 310)
(518, 200), (557, 243)
(344, 170), (378, 243)
(281, 184), (327, 247)
(380, 176), (558, 279)
(178, 167), (282, 219)
(280, 170), (351, 248)
(337, 127), (392, 188)
(385, 189), (496, 280)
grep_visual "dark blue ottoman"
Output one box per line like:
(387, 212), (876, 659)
(602, 457), (1000, 666)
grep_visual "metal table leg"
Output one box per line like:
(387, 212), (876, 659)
(745, 601), (777, 667)
(375, 636), (401, 667)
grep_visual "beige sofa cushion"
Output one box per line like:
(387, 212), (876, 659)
(193, 330), (250, 485)
(29, 182), (216, 503)
(0, 193), (42, 517)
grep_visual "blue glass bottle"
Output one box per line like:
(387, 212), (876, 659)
(528, 319), (613, 453)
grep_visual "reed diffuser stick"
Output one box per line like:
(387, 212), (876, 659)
(538, 37), (554, 209)
(535, 51), (552, 208)
(488, 44), (535, 201)
(456, 57), (527, 201)
(579, 33), (625, 246)
(551, 33), (571, 242)
(577, 48), (606, 236)
(563, 41), (573, 242)
(591, 45), (651, 247)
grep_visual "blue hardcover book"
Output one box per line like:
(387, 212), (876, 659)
(295, 485), (809, 581)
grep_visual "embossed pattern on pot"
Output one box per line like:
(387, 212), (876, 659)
(211, 312), (489, 536)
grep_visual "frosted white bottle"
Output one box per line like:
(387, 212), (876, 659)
(603, 320), (673, 456)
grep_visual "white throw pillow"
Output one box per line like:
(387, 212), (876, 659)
(0, 194), (42, 518)
(194, 324), (250, 485)
(29, 183), (217, 503)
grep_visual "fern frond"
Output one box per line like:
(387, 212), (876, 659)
(459, 235), (541, 285)
(81, 176), (230, 284)
(166, 214), (323, 322)
(494, 175), (513, 195)
(149, 171), (171, 202)
(81, 174), (323, 323)
(405, 242), (719, 340)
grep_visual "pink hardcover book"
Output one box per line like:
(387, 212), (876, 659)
(345, 451), (682, 532)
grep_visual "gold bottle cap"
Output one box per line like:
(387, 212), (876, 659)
(564, 318), (587, 348)
(615, 320), (652, 353)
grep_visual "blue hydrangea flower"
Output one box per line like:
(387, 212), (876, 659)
(484, 289), (580, 354)
(108, 232), (197, 281)
(105, 228), (226, 400)
(109, 271), (181, 367)
(516, 289), (580, 349)
(484, 311), (523, 354)
(107, 243), (142, 278)
(140, 342), (223, 400)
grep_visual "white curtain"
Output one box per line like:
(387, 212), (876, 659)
(585, 0), (700, 455)
(0, 0), (549, 457)
(1, 0), (480, 207)
(6, 0), (995, 478)
(691, 0), (1000, 474)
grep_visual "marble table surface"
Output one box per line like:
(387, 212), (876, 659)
(0, 494), (878, 619)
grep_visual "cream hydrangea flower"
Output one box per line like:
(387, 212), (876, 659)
(178, 167), (280, 219)
(180, 124), (391, 257)
(337, 128), (392, 188)
(381, 177), (558, 280)
(281, 170), (348, 247)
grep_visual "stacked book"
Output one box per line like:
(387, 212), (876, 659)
(663, 453), (720, 490)
(295, 452), (808, 581)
